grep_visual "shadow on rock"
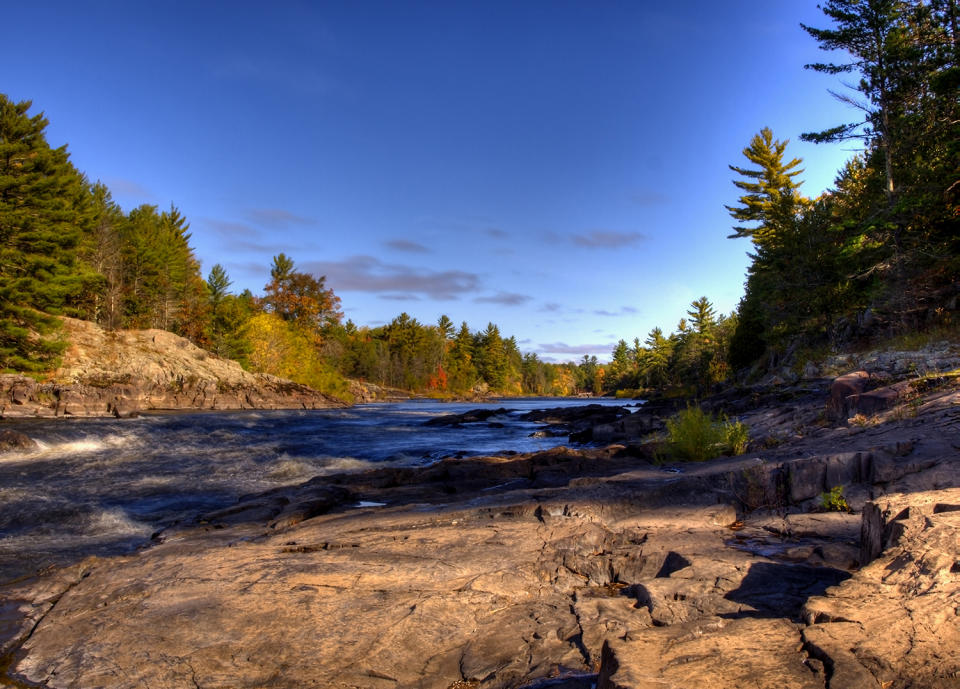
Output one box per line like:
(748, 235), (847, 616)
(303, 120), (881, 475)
(722, 561), (851, 620)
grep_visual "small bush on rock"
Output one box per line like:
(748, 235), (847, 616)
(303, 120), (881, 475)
(820, 485), (850, 512)
(664, 405), (749, 462)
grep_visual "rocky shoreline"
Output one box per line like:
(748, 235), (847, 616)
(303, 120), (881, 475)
(0, 318), (347, 418)
(1, 359), (958, 688)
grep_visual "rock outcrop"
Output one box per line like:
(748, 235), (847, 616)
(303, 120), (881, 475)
(1, 361), (959, 688)
(0, 317), (345, 418)
(3, 413), (958, 687)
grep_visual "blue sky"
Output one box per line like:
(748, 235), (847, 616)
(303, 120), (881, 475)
(6, 1), (855, 362)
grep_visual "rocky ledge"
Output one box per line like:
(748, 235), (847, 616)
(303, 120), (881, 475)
(1, 370), (958, 688)
(0, 317), (345, 418)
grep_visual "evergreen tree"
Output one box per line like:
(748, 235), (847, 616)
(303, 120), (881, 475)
(446, 321), (477, 392)
(575, 354), (601, 394)
(0, 95), (89, 371)
(206, 264), (251, 360)
(207, 264), (232, 308)
(801, 0), (959, 332)
(686, 297), (717, 335)
(120, 203), (206, 339)
(640, 327), (672, 389)
(725, 128), (805, 247)
(521, 352), (547, 394)
(801, 0), (916, 204)
(476, 322), (508, 390)
(608, 339), (633, 390)
(436, 314), (455, 340)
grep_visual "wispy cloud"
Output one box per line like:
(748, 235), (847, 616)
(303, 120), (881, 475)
(201, 218), (282, 254)
(379, 293), (421, 301)
(474, 292), (533, 306)
(629, 190), (669, 206)
(246, 208), (315, 228)
(302, 255), (480, 300)
(572, 231), (647, 248)
(384, 239), (431, 254)
(103, 177), (154, 200)
(540, 302), (563, 313)
(536, 341), (616, 356)
(485, 228), (509, 239)
(204, 218), (261, 238)
(593, 306), (640, 317)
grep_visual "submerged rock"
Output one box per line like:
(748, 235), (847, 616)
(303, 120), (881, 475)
(0, 429), (36, 452)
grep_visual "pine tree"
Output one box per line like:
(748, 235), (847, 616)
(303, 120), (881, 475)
(476, 322), (508, 390)
(608, 339), (633, 390)
(446, 322), (477, 392)
(686, 297), (717, 335)
(436, 314), (455, 340)
(801, 0), (959, 331)
(207, 264), (232, 308)
(725, 128), (805, 248)
(0, 95), (89, 371)
(640, 327), (672, 389)
(206, 264), (252, 360)
(801, 0), (916, 205)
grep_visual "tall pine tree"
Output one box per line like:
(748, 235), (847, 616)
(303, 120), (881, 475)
(0, 95), (90, 371)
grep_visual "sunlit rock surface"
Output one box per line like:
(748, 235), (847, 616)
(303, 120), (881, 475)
(2, 374), (959, 688)
(0, 317), (345, 418)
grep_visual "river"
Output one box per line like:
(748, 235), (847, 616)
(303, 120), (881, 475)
(0, 398), (631, 583)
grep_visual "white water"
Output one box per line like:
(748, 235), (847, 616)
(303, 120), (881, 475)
(0, 398), (632, 582)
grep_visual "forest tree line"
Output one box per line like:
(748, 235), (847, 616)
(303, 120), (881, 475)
(1, 0), (957, 401)
(606, 0), (959, 398)
(0, 99), (585, 399)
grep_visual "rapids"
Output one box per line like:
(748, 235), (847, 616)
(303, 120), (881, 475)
(0, 398), (628, 582)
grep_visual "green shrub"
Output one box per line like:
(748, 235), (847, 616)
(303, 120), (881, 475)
(662, 405), (749, 462)
(820, 485), (850, 512)
(725, 419), (749, 455)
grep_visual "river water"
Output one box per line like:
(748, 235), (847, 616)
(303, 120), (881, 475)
(0, 398), (630, 584)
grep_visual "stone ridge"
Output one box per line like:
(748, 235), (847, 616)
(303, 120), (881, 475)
(0, 317), (345, 417)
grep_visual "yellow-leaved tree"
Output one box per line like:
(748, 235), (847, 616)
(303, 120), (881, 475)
(243, 312), (352, 403)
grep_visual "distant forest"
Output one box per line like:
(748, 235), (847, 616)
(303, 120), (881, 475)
(1, 0), (957, 401)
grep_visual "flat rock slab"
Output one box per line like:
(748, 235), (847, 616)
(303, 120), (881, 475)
(598, 617), (824, 689)
(11, 514), (562, 688)
(2, 491), (794, 689)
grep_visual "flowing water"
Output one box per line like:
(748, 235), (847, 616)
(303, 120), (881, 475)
(0, 398), (630, 583)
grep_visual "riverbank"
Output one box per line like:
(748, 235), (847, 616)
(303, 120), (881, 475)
(1, 365), (958, 687)
(0, 317), (348, 418)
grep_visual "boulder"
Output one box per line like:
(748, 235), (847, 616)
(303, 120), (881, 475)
(827, 370), (871, 421)
(0, 429), (37, 452)
(424, 407), (512, 426)
(845, 379), (913, 419)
